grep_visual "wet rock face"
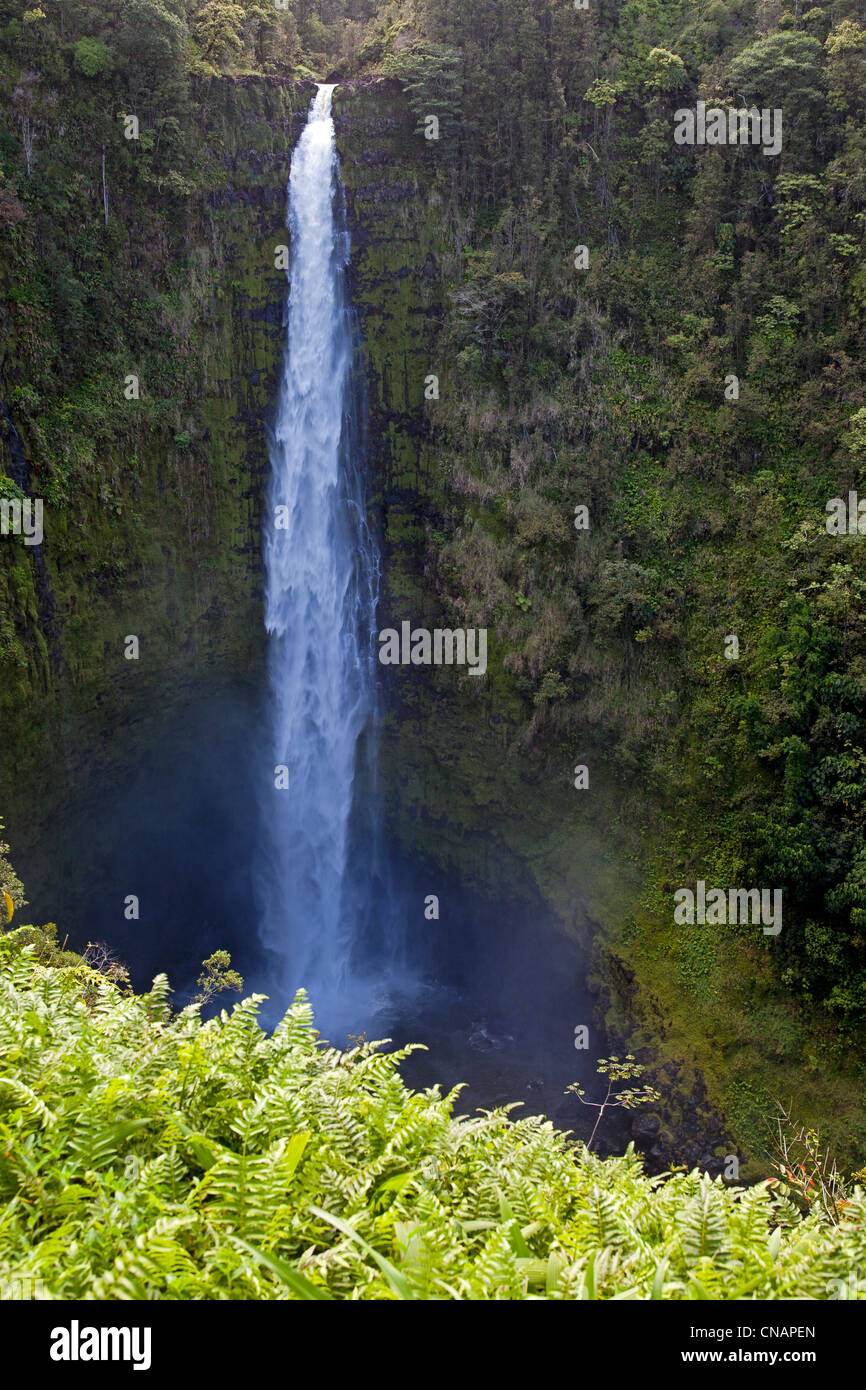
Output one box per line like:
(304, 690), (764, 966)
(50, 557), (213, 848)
(632, 1065), (730, 1179)
(334, 79), (445, 497)
(352, 181), (418, 204)
(587, 949), (734, 1178)
(206, 184), (289, 210)
(630, 1112), (661, 1143)
(0, 78), (313, 823)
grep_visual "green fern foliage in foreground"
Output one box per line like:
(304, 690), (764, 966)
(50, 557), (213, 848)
(0, 930), (864, 1301)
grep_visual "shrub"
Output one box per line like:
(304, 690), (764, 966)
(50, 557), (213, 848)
(72, 37), (113, 78)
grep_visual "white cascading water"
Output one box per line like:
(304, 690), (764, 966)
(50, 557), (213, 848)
(258, 84), (390, 1034)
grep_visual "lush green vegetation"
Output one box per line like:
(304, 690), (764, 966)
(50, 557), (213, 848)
(1, 924), (864, 1299)
(374, 0), (866, 1162)
(395, 0), (866, 1027)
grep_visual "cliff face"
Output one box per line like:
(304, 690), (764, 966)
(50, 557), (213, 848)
(0, 79), (309, 818)
(334, 81), (629, 939)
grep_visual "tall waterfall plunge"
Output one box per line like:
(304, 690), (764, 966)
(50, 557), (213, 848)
(258, 84), (397, 1035)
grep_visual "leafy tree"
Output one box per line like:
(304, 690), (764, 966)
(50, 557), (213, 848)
(383, 43), (463, 147)
(726, 32), (824, 117)
(642, 46), (687, 93)
(193, 0), (246, 65)
(72, 36), (113, 77)
(114, 0), (189, 115)
(824, 20), (866, 115)
(567, 1054), (661, 1152)
(193, 949), (243, 1005)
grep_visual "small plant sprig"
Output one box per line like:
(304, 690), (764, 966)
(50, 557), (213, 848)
(567, 1054), (661, 1152)
(82, 940), (130, 989)
(768, 1100), (850, 1225)
(193, 950), (243, 1007)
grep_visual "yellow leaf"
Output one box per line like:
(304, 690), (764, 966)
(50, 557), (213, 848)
(3, 892), (13, 923)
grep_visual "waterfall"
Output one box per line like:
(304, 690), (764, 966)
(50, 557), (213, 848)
(257, 84), (392, 1035)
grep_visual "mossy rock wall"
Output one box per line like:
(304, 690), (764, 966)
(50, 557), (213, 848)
(0, 78), (314, 830)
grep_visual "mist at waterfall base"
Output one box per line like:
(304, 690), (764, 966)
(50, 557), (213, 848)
(19, 715), (601, 1127)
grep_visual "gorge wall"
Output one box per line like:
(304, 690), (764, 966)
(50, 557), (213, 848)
(2, 61), (862, 1175)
